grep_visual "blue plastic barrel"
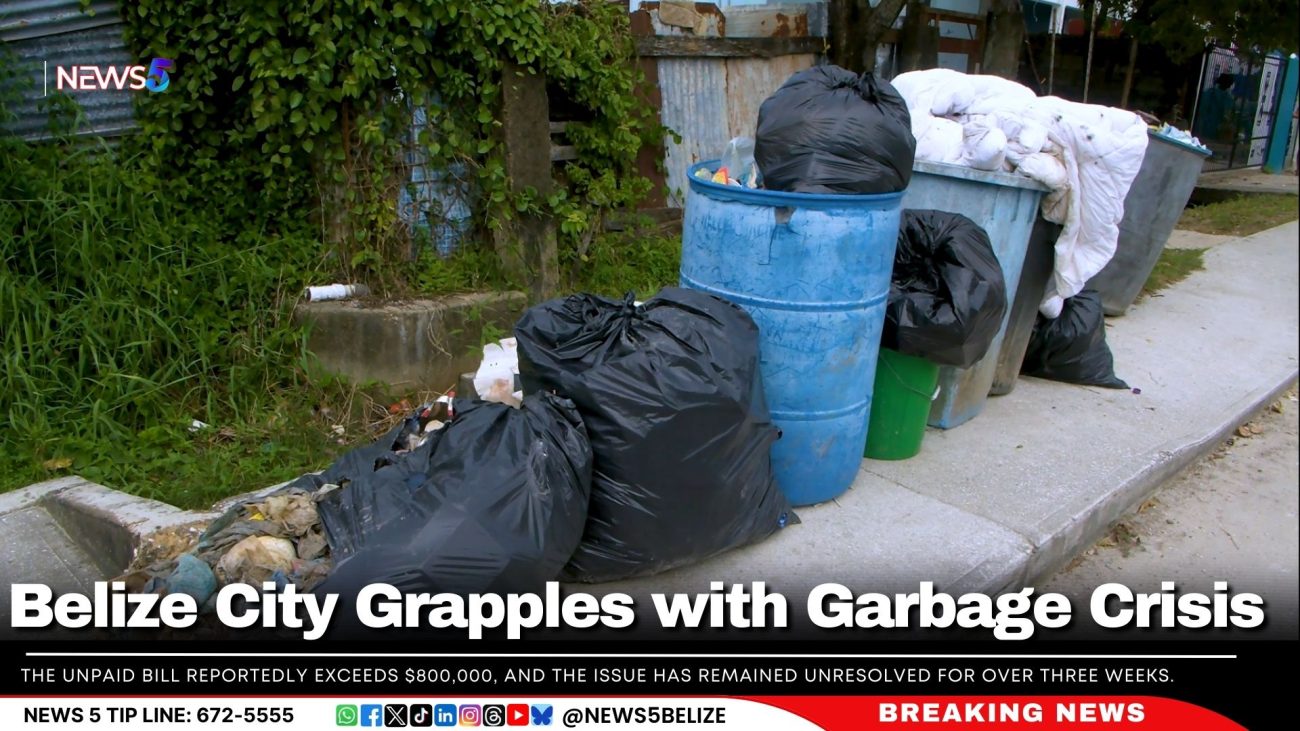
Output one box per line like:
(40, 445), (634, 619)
(681, 161), (904, 506)
(902, 161), (1048, 429)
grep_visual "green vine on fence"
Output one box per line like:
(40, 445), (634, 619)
(120, 0), (660, 288)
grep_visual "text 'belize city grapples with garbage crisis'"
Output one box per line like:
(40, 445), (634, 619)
(2, 3), (1298, 730)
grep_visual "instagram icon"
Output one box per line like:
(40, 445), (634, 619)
(459, 704), (482, 726)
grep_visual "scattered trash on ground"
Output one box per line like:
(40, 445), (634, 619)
(473, 337), (522, 407)
(303, 283), (371, 302)
(129, 522), (208, 572)
(41, 457), (73, 471)
(1236, 422), (1265, 438)
(124, 484), (334, 607)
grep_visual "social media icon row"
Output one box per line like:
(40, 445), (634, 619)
(336, 703), (553, 727)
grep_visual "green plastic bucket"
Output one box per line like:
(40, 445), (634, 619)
(864, 348), (941, 461)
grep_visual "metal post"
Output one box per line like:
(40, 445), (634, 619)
(1083, 2), (1097, 102)
(1047, 4), (1059, 95)
(1189, 50), (1207, 132)
(1264, 54), (1300, 174)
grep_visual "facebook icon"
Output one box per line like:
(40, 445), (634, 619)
(360, 705), (384, 727)
(433, 704), (457, 727)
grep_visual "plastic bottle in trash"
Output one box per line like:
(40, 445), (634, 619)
(721, 136), (760, 188)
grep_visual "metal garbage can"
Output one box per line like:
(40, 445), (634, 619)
(680, 161), (904, 506)
(991, 218), (1063, 396)
(1087, 130), (1212, 316)
(902, 161), (1048, 428)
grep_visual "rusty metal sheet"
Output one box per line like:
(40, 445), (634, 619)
(723, 53), (815, 139)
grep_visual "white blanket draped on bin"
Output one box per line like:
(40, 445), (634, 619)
(892, 69), (1149, 318)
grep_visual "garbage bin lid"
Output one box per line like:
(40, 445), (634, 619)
(1147, 129), (1213, 157)
(687, 160), (905, 210)
(912, 160), (1050, 192)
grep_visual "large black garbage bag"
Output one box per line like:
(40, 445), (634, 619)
(514, 288), (795, 582)
(293, 392), (592, 596)
(755, 65), (915, 194)
(883, 210), (1008, 368)
(1021, 289), (1129, 389)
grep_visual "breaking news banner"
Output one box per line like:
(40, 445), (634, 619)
(4, 578), (1297, 729)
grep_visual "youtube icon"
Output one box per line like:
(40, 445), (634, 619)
(506, 704), (529, 726)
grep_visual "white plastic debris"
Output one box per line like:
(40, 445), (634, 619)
(303, 283), (370, 302)
(473, 338), (523, 407)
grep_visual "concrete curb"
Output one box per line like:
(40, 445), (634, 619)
(0, 478), (219, 578)
(1022, 370), (1298, 584)
(39, 482), (218, 577)
(7, 363), (1295, 592)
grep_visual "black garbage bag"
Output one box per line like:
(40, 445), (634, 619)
(1021, 289), (1129, 389)
(292, 392), (592, 596)
(514, 288), (795, 583)
(882, 210), (1008, 368)
(755, 65), (915, 194)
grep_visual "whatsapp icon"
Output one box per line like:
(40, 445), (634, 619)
(336, 705), (359, 726)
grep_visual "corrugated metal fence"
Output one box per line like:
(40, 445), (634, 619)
(630, 1), (828, 207)
(0, 1), (136, 140)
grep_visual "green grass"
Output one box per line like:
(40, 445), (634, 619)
(8, 378), (426, 510)
(566, 226), (681, 300)
(1142, 247), (1207, 297)
(1177, 194), (1299, 237)
(0, 136), (390, 509)
(0, 130), (679, 509)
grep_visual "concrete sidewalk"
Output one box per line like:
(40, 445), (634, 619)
(1197, 167), (1298, 197)
(3, 222), (1297, 609)
(599, 220), (1299, 598)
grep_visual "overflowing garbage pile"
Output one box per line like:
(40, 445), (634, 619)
(1151, 123), (1208, 152)
(890, 68), (1149, 318)
(124, 486), (334, 608)
(130, 288), (793, 609)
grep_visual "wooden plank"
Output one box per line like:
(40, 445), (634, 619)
(636, 35), (824, 58)
(638, 2), (828, 39)
(723, 5), (826, 39)
(642, 2), (726, 37)
(630, 3), (669, 209)
(548, 121), (567, 135)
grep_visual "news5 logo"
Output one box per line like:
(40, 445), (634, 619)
(336, 702), (553, 726)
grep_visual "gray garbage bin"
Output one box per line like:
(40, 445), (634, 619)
(990, 217), (1062, 396)
(901, 161), (1048, 428)
(1087, 130), (1211, 316)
